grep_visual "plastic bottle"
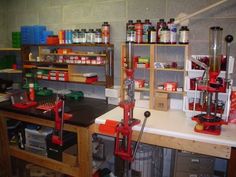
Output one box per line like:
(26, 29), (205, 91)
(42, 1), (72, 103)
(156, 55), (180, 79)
(156, 19), (166, 43)
(160, 26), (170, 44)
(179, 26), (189, 44)
(167, 18), (177, 44)
(148, 26), (156, 43)
(143, 19), (152, 43)
(29, 83), (35, 101)
(81, 29), (87, 43)
(135, 19), (143, 44)
(95, 29), (102, 43)
(72, 29), (79, 44)
(102, 22), (110, 44)
(87, 29), (95, 43)
(126, 20), (135, 42)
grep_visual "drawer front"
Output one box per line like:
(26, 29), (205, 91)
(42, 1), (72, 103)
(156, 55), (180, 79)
(175, 152), (215, 173)
(175, 171), (199, 177)
(175, 172), (214, 177)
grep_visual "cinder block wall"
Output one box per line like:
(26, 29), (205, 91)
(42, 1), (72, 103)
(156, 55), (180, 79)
(0, 0), (7, 47)
(3, 0), (236, 93)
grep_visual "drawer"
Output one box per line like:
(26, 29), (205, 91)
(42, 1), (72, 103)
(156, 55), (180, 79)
(175, 151), (215, 173)
(176, 156), (214, 172)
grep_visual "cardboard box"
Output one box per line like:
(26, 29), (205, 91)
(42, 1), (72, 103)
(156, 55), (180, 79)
(155, 93), (170, 111)
(62, 144), (78, 166)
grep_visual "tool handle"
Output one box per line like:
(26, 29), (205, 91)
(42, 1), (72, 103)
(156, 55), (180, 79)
(132, 111), (151, 160)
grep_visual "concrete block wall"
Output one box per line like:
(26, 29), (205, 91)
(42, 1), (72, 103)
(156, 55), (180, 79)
(3, 0), (236, 96)
(0, 0), (7, 47)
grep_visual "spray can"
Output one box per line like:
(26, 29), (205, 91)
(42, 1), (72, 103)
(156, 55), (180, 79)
(29, 83), (35, 101)
(179, 26), (189, 44)
(135, 20), (143, 44)
(156, 19), (166, 43)
(102, 22), (110, 44)
(126, 20), (135, 42)
(167, 18), (177, 44)
(143, 19), (152, 43)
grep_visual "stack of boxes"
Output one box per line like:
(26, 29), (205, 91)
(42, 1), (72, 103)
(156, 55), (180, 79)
(12, 32), (21, 48)
(21, 25), (53, 45)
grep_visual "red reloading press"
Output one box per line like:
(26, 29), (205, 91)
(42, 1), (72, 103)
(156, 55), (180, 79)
(192, 26), (233, 135)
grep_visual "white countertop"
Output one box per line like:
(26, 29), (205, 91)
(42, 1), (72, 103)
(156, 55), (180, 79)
(95, 107), (236, 147)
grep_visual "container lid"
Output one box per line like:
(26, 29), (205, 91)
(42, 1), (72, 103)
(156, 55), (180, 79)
(210, 26), (223, 31)
(29, 83), (34, 88)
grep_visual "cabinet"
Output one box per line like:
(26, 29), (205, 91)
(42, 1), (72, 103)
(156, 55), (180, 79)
(120, 43), (189, 109)
(174, 150), (215, 177)
(21, 44), (114, 89)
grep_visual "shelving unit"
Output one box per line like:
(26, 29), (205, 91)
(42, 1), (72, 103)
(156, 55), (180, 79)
(21, 44), (114, 88)
(120, 43), (189, 109)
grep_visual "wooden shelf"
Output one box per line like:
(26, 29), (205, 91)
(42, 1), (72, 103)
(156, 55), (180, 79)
(23, 43), (114, 47)
(38, 78), (106, 86)
(135, 87), (150, 91)
(155, 68), (185, 72)
(121, 43), (188, 47)
(36, 67), (68, 71)
(0, 48), (21, 51)
(155, 89), (185, 95)
(24, 60), (105, 67)
(9, 146), (80, 177)
(41, 53), (106, 57)
(0, 69), (22, 73)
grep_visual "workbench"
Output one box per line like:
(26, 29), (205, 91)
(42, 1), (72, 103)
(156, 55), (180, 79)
(0, 98), (115, 177)
(94, 107), (236, 177)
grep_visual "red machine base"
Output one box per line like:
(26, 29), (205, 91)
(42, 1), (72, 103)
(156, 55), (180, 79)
(192, 114), (227, 135)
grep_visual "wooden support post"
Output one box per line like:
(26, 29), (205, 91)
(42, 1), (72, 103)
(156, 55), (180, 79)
(78, 126), (92, 177)
(228, 147), (236, 177)
(0, 117), (12, 177)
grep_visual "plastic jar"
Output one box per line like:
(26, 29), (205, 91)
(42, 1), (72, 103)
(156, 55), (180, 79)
(95, 29), (102, 43)
(179, 26), (189, 44)
(148, 26), (156, 43)
(160, 26), (170, 44)
(126, 20), (135, 42)
(87, 29), (95, 43)
(80, 29), (87, 43)
(102, 22), (110, 44)
(167, 18), (177, 44)
(143, 19), (152, 43)
(72, 29), (79, 44)
(156, 19), (166, 43)
(135, 20), (143, 44)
